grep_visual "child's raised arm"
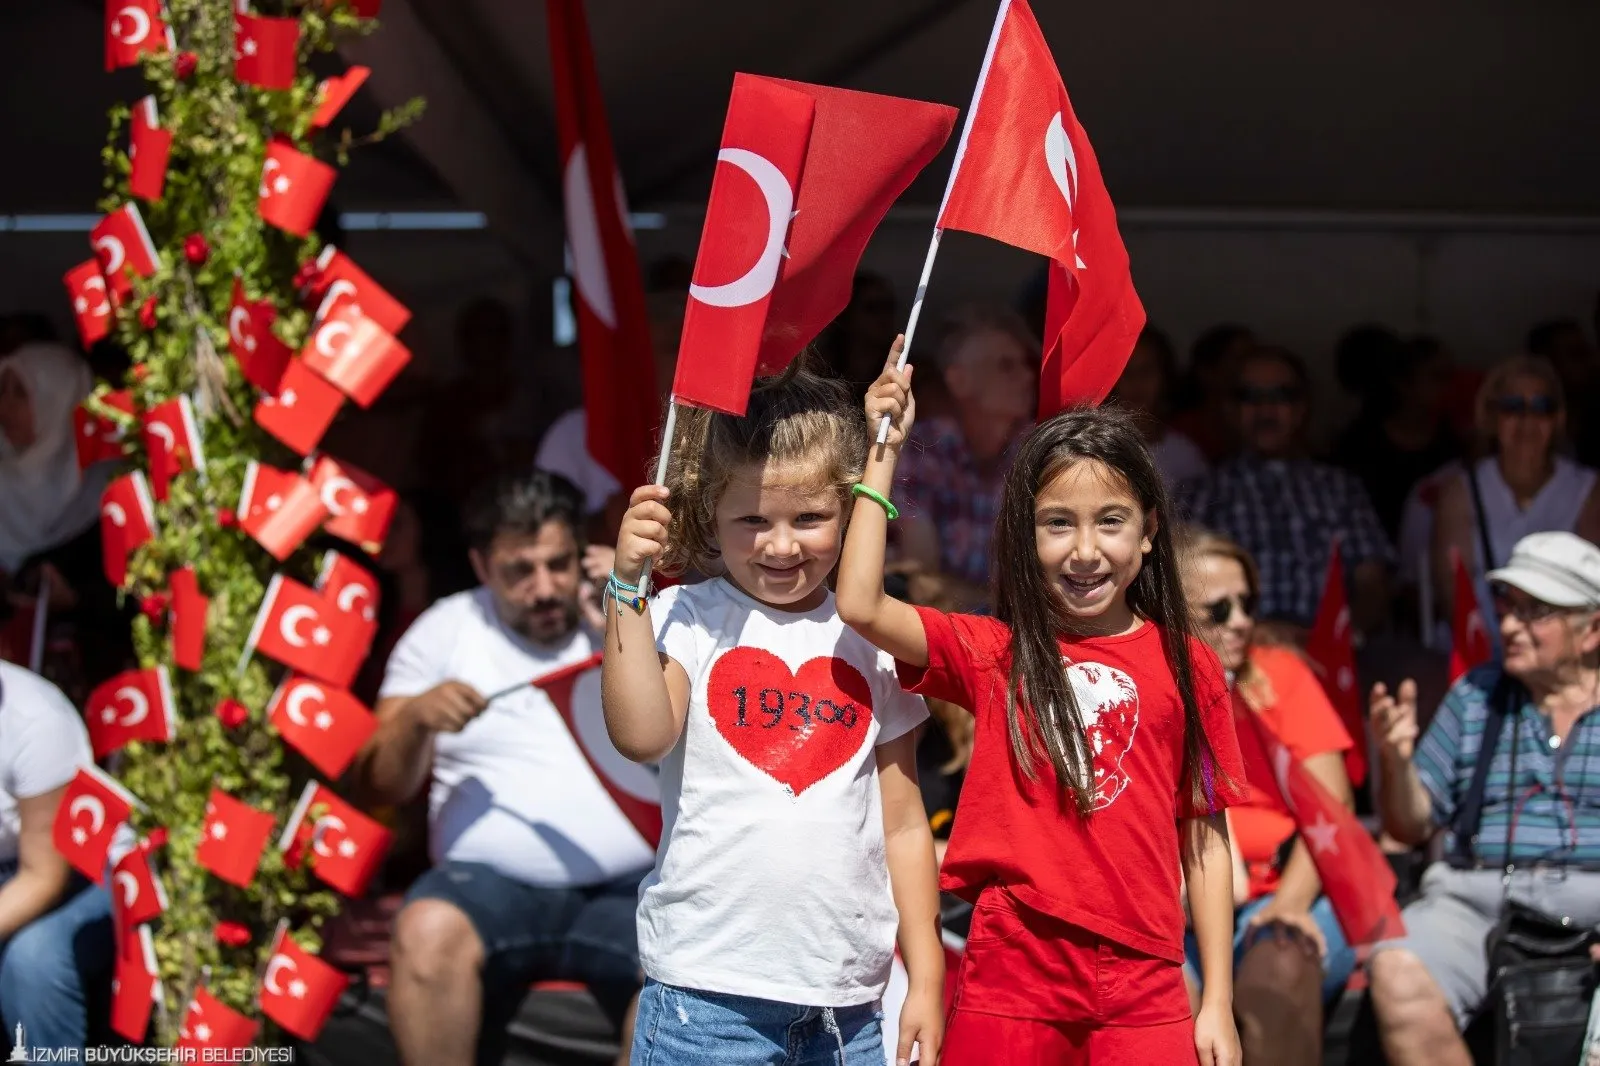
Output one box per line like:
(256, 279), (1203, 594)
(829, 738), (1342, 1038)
(601, 485), (691, 763)
(838, 337), (931, 669)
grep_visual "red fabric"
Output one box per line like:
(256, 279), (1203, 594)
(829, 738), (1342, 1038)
(110, 841), (166, 936)
(1234, 699), (1406, 947)
(238, 462), (330, 561)
(73, 389), (133, 470)
(281, 782), (392, 897)
(128, 96), (172, 201)
(105, 0), (167, 72)
(300, 301), (411, 407)
(308, 455), (398, 554)
(547, 0), (659, 488)
(169, 566), (208, 671)
(91, 204), (161, 297)
(266, 676), (378, 780)
(64, 260), (114, 349)
(1227, 645), (1353, 897)
(195, 789), (275, 888)
(1303, 538), (1367, 786)
(1449, 547), (1493, 682)
(99, 471), (156, 588)
(254, 358), (346, 456)
(315, 553), (380, 683)
(311, 66), (369, 129)
(311, 246), (412, 335)
(248, 574), (365, 686)
(234, 12), (299, 90)
(940, 886), (1191, 1065)
(53, 766), (137, 883)
(259, 137), (337, 238)
(228, 278), (292, 392)
(86, 666), (175, 760)
(110, 926), (158, 1042)
(899, 608), (1248, 963)
(141, 395), (203, 502)
(176, 987), (258, 1049)
(259, 928), (350, 1041)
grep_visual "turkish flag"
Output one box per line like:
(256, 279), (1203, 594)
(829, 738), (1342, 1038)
(169, 565), (208, 670)
(299, 302), (411, 407)
(237, 460), (330, 561)
(110, 924), (160, 1042)
(266, 675), (377, 779)
(254, 358), (345, 456)
(111, 840), (168, 937)
(310, 65), (369, 129)
(671, 75), (814, 415)
(324, 0), (381, 16)
(228, 278), (293, 392)
(259, 137), (336, 237)
(547, 0), (657, 487)
(308, 455), (397, 553)
(235, 12), (299, 90)
(100, 471), (157, 587)
(1304, 538), (1367, 786)
(64, 260), (115, 349)
(73, 388), (134, 469)
(244, 574), (363, 686)
(279, 781), (391, 897)
(52, 766), (139, 883)
(195, 789), (276, 889)
(1449, 547), (1493, 683)
(176, 986), (259, 1050)
(129, 95), (173, 202)
(314, 551), (378, 683)
(105, 0), (168, 72)
(537, 652), (662, 847)
(85, 666), (176, 760)
(91, 203), (162, 298)
(142, 395), (205, 501)
(1235, 697), (1405, 946)
(258, 926), (350, 1040)
(309, 246), (411, 335)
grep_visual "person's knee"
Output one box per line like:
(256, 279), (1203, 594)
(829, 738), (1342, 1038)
(1236, 934), (1321, 1001)
(392, 900), (484, 985)
(1369, 949), (1453, 1028)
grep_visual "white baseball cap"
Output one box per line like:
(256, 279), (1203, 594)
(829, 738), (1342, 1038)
(1486, 531), (1600, 609)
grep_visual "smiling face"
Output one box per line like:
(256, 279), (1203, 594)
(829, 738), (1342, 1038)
(1033, 458), (1155, 635)
(713, 459), (845, 612)
(1491, 371), (1563, 464)
(1184, 551), (1255, 673)
(1494, 583), (1600, 683)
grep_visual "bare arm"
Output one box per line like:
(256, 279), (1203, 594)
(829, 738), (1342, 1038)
(0, 788), (72, 940)
(1185, 813), (1242, 1066)
(1370, 680), (1435, 846)
(877, 731), (944, 1065)
(358, 681), (488, 806)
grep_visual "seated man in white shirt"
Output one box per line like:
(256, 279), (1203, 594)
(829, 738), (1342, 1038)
(0, 662), (111, 1054)
(359, 472), (653, 1066)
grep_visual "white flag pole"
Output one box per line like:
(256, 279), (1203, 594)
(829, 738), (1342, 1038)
(635, 399), (680, 593)
(28, 569), (50, 674)
(875, 0), (1015, 446)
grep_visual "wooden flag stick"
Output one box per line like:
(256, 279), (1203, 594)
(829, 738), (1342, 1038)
(634, 399), (679, 594)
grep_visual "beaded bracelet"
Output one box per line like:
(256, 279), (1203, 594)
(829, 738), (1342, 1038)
(850, 483), (899, 520)
(606, 571), (646, 614)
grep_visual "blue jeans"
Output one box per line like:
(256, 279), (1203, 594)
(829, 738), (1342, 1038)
(631, 980), (884, 1065)
(1183, 893), (1357, 1004)
(0, 878), (114, 1053)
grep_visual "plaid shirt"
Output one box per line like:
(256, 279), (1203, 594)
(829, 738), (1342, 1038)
(1418, 664), (1600, 866)
(894, 417), (1025, 587)
(1176, 455), (1394, 626)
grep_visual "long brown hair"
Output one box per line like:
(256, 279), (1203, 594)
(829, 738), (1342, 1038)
(1177, 526), (1277, 713)
(991, 405), (1227, 817)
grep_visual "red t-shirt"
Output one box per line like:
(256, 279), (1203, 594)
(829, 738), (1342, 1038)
(899, 607), (1249, 963)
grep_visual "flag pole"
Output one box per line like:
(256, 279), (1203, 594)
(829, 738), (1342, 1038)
(876, 0), (1014, 445)
(635, 399), (679, 593)
(28, 569), (50, 674)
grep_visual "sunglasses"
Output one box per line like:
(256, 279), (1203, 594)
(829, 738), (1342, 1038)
(1492, 394), (1559, 417)
(1201, 593), (1256, 625)
(1489, 583), (1568, 624)
(1233, 385), (1301, 406)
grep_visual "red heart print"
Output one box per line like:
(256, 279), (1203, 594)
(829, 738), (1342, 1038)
(707, 647), (875, 796)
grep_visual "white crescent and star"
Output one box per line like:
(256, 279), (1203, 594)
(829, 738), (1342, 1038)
(311, 814), (347, 859)
(263, 954), (296, 997)
(319, 476), (361, 516)
(229, 306), (257, 352)
(1044, 112), (1087, 270)
(563, 143), (618, 329)
(148, 421), (176, 454)
(688, 148), (795, 309)
(80, 276), (110, 317)
(111, 5), (152, 46)
(279, 604), (327, 649)
(335, 582), (373, 621)
(284, 682), (324, 729)
(94, 235), (127, 275)
(260, 158), (291, 199)
(70, 795), (106, 845)
(1303, 812), (1341, 856)
(116, 870), (140, 908)
(104, 502), (129, 527)
(323, 279), (360, 317)
(114, 685), (149, 727)
(314, 321), (354, 359)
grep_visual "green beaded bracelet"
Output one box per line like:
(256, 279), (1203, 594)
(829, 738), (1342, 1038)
(850, 483), (899, 520)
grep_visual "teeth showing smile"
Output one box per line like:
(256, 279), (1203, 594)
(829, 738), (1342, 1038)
(1064, 575), (1108, 593)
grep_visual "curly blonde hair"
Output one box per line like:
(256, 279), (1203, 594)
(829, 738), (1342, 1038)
(655, 355), (868, 577)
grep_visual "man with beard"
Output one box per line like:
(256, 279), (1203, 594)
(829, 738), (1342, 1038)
(360, 471), (652, 1066)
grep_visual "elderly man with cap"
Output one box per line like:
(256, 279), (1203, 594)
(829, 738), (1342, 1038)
(1364, 531), (1600, 1066)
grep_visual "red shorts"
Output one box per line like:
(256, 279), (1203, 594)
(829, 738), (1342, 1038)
(942, 885), (1194, 1066)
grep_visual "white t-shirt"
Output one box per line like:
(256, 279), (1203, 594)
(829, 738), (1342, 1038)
(378, 588), (655, 887)
(640, 578), (928, 1006)
(0, 662), (92, 866)
(535, 408), (621, 515)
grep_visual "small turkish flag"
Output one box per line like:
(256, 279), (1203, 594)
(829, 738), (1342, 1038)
(169, 565), (208, 671)
(258, 926), (350, 1040)
(1304, 537), (1367, 786)
(195, 789), (276, 889)
(259, 137), (336, 237)
(142, 394), (206, 501)
(254, 358), (345, 456)
(300, 302), (411, 407)
(100, 471), (157, 587)
(244, 574), (363, 686)
(228, 278), (293, 392)
(176, 986), (259, 1050)
(73, 388), (134, 469)
(105, 0), (168, 72)
(52, 765), (139, 883)
(85, 666), (176, 760)
(64, 260), (114, 348)
(91, 203), (162, 298)
(111, 839), (168, 937)
(1236, 697), (1405, 946)
(279, 781), (391, 897)
(1449, 547), (1494, 683)
(235, 11), (299, 91)
(310, 65), (369, 129)
(129, 95), (173, 202)
(308, 455), (396, 553)
(537, 652), (662, 847)
(324, 0), (382, 17)
(309, 246), (411, 335)
(315, 551), (379, 631)
(671, 76), (814, 416)
(110, 924), (160, 1042)
(266, 675), (377, 780)
(237, 460), (330, 561)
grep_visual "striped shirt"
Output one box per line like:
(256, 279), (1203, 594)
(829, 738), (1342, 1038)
(1416, 663), (1600, 866)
